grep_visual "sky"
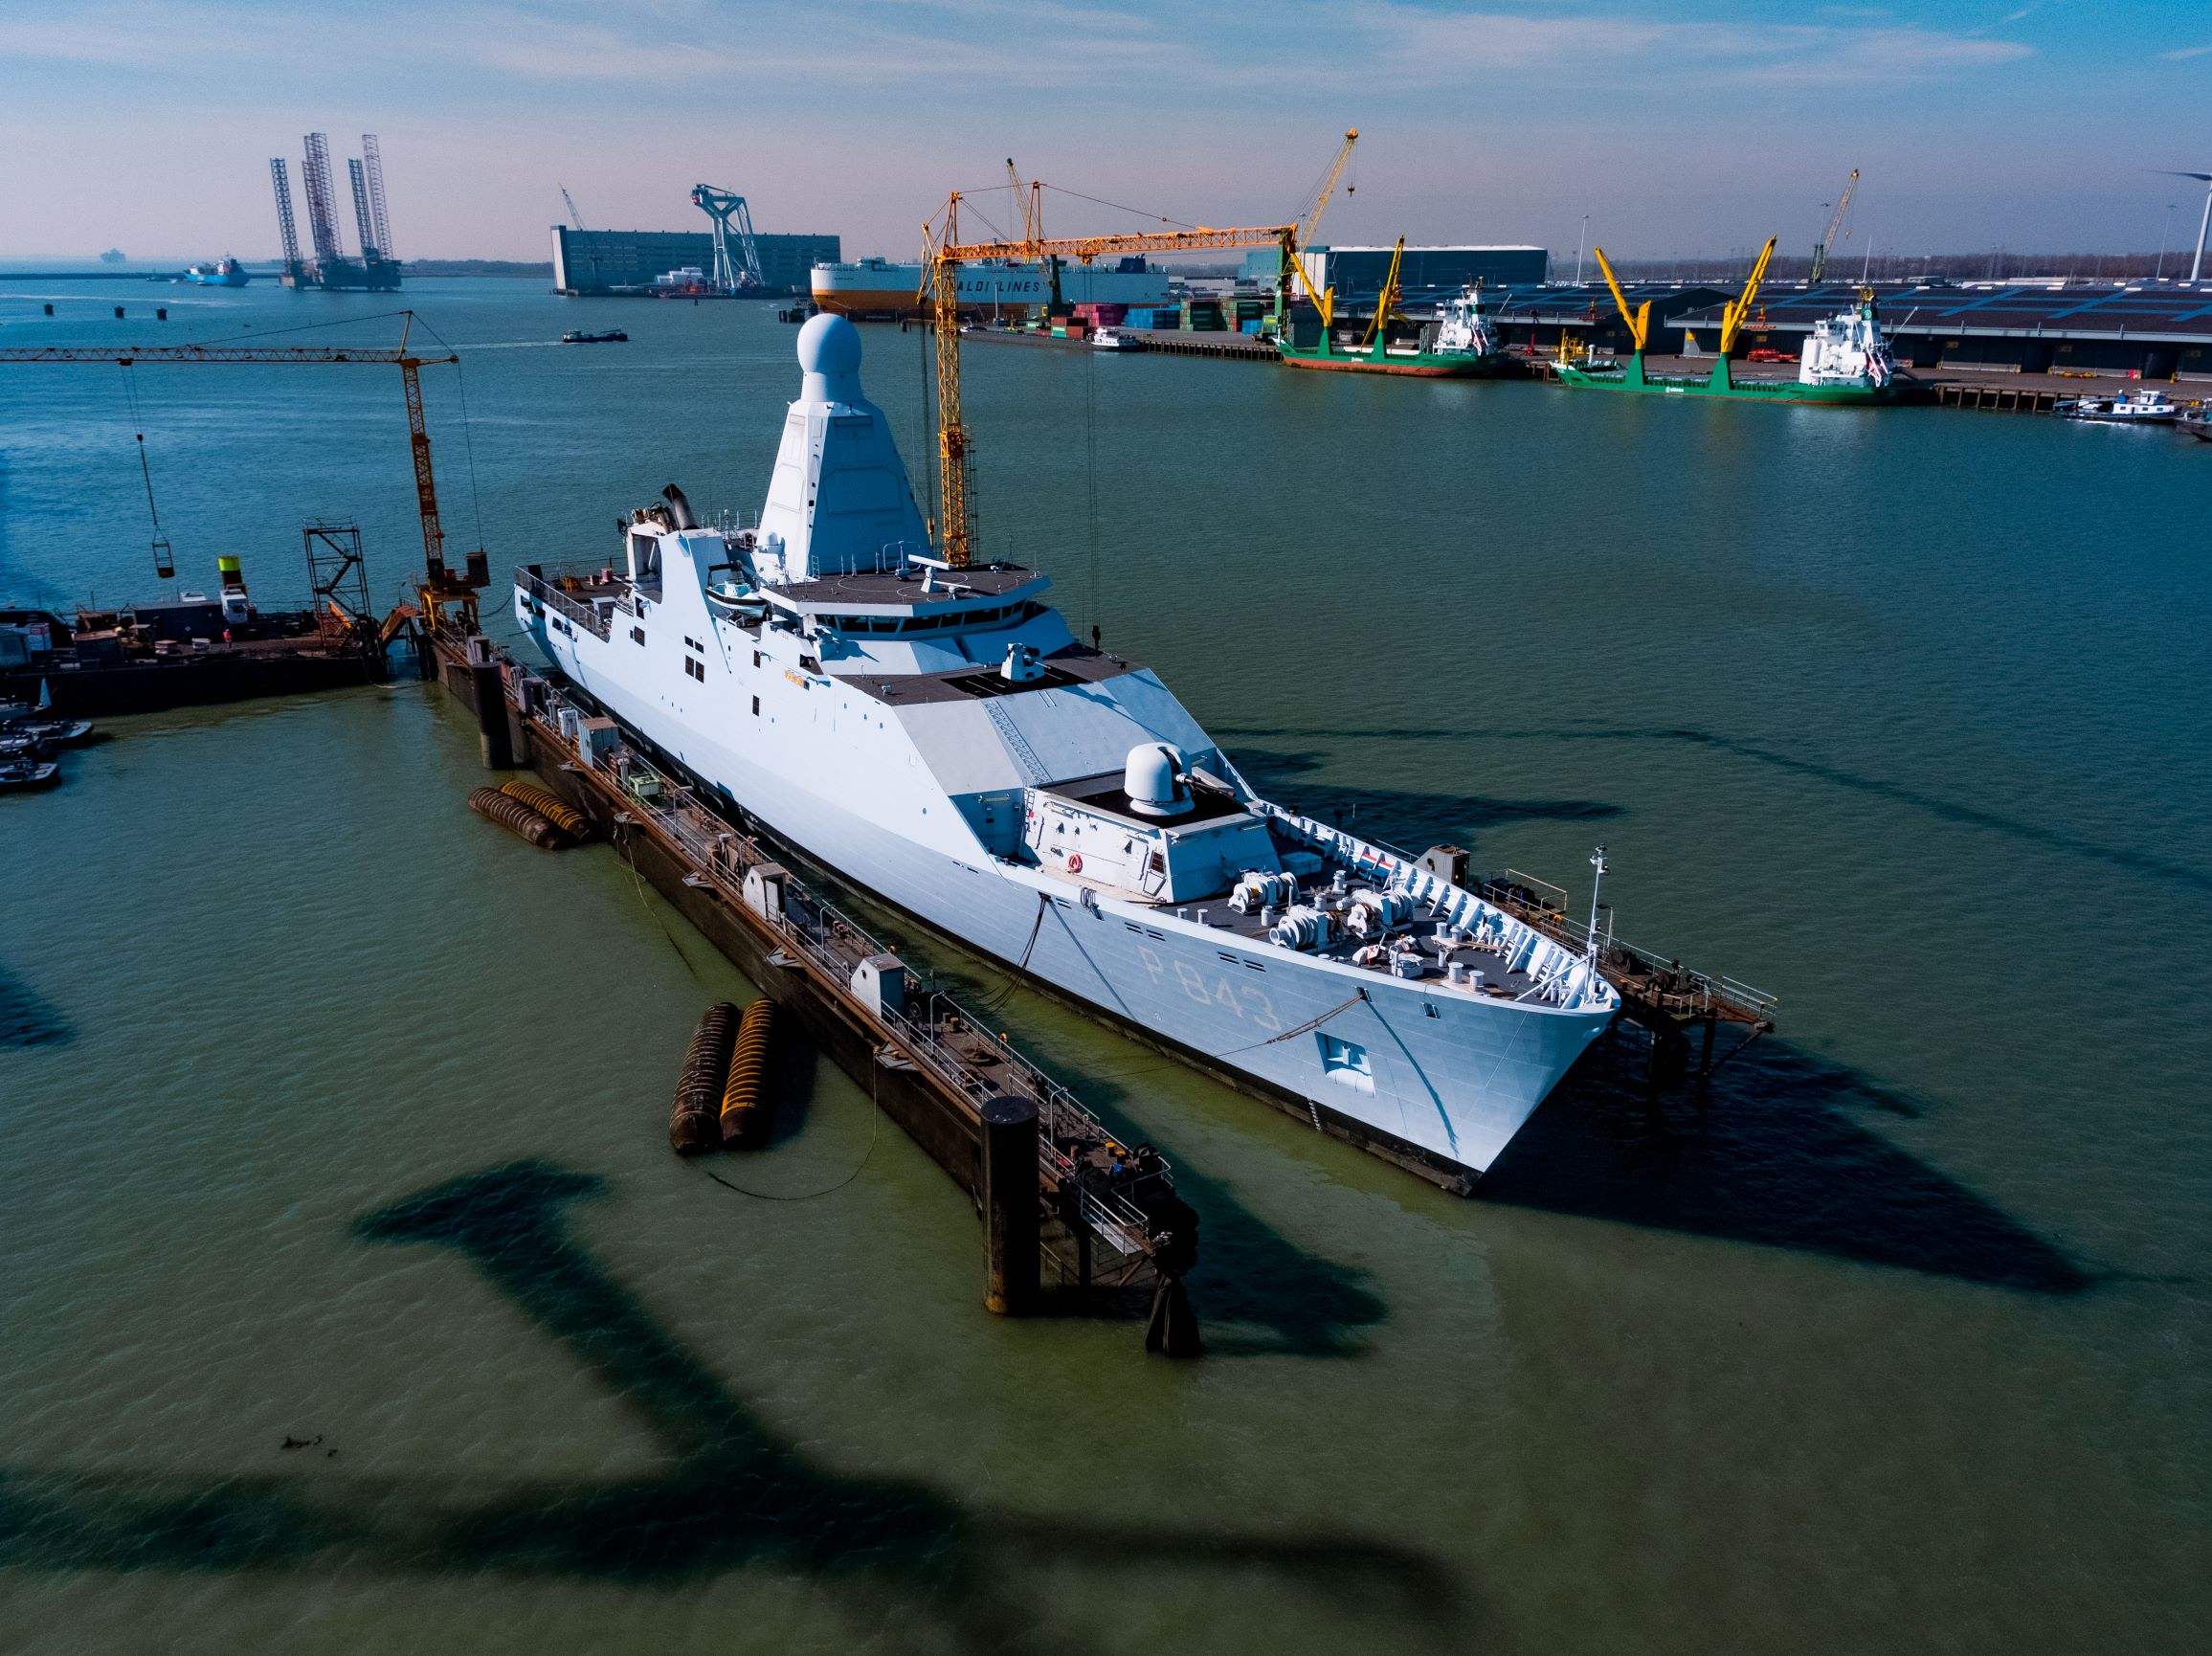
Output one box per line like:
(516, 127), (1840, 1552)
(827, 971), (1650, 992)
(0, 1), (2207, 264)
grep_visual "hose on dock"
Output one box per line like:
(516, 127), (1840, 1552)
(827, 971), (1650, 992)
(670, 1000), (739, 1155)
(719, 997), (775, 1148)
(499, 778), (590, 840)
(467, 787), (567, 849)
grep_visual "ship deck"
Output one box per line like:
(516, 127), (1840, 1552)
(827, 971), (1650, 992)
(1168, 874), (1546, 1000)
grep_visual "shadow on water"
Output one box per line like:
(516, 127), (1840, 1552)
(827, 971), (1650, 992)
(1218, 725), (2212, 897)
(1018, 1048), (1390, 1359)
(0, 962), (72, 1048)
(1226, 747), (1621, 851)
(0, 1161), (1464, 1651)
(1481, 1034), (2091, 1294)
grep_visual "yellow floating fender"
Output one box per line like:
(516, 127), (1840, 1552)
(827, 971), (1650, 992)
(468, 787), (564, 849)
(720, 996), (775, 1149)
(671, 1001), (739, 1156)
(500, 778), (589, 840)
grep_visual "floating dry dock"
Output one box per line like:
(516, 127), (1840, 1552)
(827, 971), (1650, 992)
(430, 630), (1195, 1330)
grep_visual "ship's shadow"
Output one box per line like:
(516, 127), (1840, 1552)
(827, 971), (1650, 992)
(1225, 747), (1621, 849)
(1480, 1031), (2089, 1294)
(1226, 739), (2089, 1293)
(0, 1160), (1465, 1652)
(0, 960), (72, 1048)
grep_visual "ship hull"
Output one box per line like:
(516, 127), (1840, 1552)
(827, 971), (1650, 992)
(1280, 344), (1513, 377)
(1554, 358), (1901, 403)
(522, 609), (1614, 1185)
(814, 260), (1174, 321)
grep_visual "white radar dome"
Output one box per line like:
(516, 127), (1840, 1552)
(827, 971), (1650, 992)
(795, 312), (864, 403)
(1124, 743), (1193, 817)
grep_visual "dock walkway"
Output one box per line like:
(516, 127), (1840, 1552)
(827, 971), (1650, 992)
(431, 631), (1184, 1308)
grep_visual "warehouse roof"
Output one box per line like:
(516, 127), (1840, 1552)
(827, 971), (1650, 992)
(1671, 280), (2212, 342)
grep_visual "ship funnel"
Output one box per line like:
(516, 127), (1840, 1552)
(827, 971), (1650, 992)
(660, 484), (697, 530)
(1124, 743), (1193, 817)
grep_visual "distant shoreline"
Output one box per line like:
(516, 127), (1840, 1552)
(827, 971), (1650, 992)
(0, 260), (554, 281)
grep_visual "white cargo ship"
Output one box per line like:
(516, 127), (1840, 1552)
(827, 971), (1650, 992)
(516, 316), (1618, 1187)
(812, 256), (1174, 320)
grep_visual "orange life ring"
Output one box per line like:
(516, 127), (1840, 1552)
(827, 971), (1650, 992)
(1067, 852), (1084, 873)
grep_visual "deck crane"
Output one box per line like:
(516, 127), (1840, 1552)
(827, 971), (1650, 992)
(1591, 243), (1651, 356)
(1585, 235), (1778, 393)
(1709, 236), (1779, 391)
(560, 185), (590, 232)
(1809, 168), (1858, 283)
(0, 312), (489, 631)
(1357, 235), (1409, 352)
(690, 185), (765, 293)
(919, 143), (1350, 569)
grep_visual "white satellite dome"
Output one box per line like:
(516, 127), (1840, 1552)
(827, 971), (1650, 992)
(795, 312), (864, 403)
(1124, 743), (1193, 817)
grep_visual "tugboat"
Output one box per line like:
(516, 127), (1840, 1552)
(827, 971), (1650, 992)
(516, 314), (1620, 1189)
(2053, 386), (2179, 424)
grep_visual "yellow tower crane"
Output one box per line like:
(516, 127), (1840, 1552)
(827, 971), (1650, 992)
(0, 311), (486, 630)
(918, 134), (1355, 569)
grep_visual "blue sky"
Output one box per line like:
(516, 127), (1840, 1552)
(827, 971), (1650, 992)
(1, 1), (2207, 262)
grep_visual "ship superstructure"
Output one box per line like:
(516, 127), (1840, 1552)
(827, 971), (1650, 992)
(1798, 291), (1895, 391)
(517, 315), (1617, 1187)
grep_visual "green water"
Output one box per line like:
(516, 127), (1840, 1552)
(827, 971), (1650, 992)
(2, 280), (2206, 1653)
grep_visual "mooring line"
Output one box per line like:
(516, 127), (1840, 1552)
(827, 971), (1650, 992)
(700, 1047), (882, 1200)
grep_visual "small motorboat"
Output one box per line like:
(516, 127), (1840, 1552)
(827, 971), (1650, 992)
(0, 755), (59, 791)
(561, 329), (630, 345)
(1089, 326), (1131, 351)
(3, 716), (93, 747)
(704, 577), (768, 621)
(2054, 387), (2178, 424)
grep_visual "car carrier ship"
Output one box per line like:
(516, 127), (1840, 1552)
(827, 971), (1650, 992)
(516, 314), (1619, 1188)
(811, 255), (1173, 321)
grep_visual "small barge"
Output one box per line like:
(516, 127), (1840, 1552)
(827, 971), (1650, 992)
(0, 553), (393, 717)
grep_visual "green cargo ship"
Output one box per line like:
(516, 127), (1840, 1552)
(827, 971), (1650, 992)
(1280, 241), (1514, 378)
(1553, 238), (1907, 405)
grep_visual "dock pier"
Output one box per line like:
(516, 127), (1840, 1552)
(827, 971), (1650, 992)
(429, 629), (1197, 1346)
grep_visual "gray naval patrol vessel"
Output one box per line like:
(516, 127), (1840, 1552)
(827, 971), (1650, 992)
(517, 314), (1618, 1188)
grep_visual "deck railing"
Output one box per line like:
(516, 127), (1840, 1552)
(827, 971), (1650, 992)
(514, 565), (613, 641)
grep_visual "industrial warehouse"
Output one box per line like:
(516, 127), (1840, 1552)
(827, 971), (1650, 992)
(551, 227), (839, 297)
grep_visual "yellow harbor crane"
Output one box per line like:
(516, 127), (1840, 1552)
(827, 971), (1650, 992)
(918, 130), (1358, 570)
